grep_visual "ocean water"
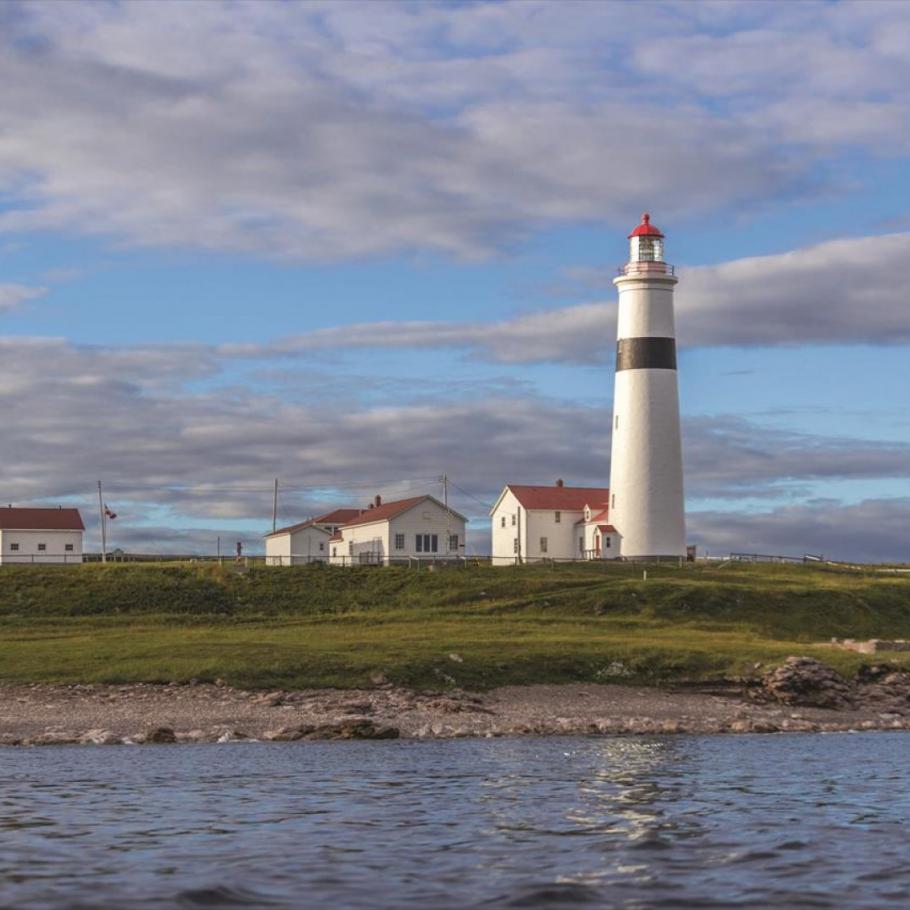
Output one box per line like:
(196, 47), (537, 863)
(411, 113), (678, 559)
(1, 734), (908, 909)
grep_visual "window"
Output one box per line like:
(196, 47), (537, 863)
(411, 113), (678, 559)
(605, 536), (611, 549)
(448, 534), (458, 551)
(395, 533), (405, 550)
(540, 537), (548, 554)
(513, 538), (519, 554)
(319, 542), (325, 552)
(348, 541), (353, 556)
(554, 511), (561, 524)
(511, 514), (517, 526)
(37, 543), (46, 552)
(500, 516), (506, 528)
(415, 534), (438, 553)
(579, 537), (584, 552)
(10, 543), (19, 551)
(332, 547), (337, 557)
(65, 544), (74, 552)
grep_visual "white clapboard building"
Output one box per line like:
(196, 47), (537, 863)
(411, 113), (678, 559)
(265, 508), (361, 565)
(328, 495), (467, 566)
(0, 506), (85, 564)
(490, 481), (613, 565)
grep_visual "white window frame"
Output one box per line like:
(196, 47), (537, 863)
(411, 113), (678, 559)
(395, 533), (405, 550)
(540, 537), (548, 554)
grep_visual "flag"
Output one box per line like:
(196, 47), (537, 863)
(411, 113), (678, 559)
(104, 505), (117, 520)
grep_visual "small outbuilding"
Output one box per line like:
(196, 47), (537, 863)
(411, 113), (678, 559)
(0, 506), (85, 564)
(265, 508), (361, 565)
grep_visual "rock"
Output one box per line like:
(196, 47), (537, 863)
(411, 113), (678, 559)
(263, 724), (315, 742)
(761, 657), (854, 709)
(337, 700), (374, 715)
(143, 726), (177, 744)
(29, 732), (81, 746)
(253, 691), (285, 707)
(448, 653), (464, 663)
(306, 719), (400, 740)
(80, 729), (121, 745)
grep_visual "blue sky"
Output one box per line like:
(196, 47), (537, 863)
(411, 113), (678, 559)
(1, 0), (909, 560)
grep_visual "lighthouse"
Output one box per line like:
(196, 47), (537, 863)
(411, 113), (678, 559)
(608, 213), (686, 559)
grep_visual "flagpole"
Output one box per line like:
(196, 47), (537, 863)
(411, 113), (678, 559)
(97, 480), (107, 563)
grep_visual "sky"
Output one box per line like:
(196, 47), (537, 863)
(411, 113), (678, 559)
(1, 0), (909, 562)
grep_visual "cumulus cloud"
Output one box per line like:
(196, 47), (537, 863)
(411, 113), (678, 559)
(2, 335), (910, 559)
(0, 0), (893, 261)
(0, 284), (46, 311)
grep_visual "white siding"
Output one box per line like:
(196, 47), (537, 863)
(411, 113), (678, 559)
(490, 488), (524, 566)
(266, 526), (330, 565)
(0, 529), (83, 565)
(387, 501), (464, 562)
(524, 509), (583, 561)
(329, 498), (466, 566)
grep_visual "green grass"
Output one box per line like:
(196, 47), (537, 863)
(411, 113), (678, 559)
(1, 561), (909, 689)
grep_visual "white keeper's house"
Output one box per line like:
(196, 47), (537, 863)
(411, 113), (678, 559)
(490, 481), (613, 565)
(0, 506), (85, 565)
(264, 508), (361, 565)
(328, 495), (467, 566)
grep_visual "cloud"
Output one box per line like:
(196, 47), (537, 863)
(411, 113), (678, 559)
(2, 335), (910, 560)
(689, 499), (910, 565)
(220, 231), (910, 364)
(0, 0), (881, 261)
(0, 283), (46, 311)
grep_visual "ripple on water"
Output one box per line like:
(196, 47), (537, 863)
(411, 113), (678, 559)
(1, 735), (909, 910)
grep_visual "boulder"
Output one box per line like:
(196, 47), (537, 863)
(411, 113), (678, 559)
(761, 657), (854, 709)
(143, 726), (177, 744)
(80, 729), (122, 745)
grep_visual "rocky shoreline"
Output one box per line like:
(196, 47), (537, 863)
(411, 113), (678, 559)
(3, 658), (910, 746)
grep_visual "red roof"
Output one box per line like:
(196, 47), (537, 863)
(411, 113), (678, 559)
(597, 524), (616, 533)
(0, 507), (85, 531)
(329, 533), (343, 542)
(315, 508), (361, 525)
(506, 485), (610, 511)
(266, 507), (361, 538)
(628, 212), (664, 239)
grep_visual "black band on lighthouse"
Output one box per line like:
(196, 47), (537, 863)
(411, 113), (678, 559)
(616, 337), (677, 371)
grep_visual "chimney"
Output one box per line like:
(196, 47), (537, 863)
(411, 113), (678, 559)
(555, 479), (564, 487)
(368, 503), (374, 510)
(374, 494), (382, 507)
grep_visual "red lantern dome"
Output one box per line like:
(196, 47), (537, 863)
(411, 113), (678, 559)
(628, 212), (664, 239)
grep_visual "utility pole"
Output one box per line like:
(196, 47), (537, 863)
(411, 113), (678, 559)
(272, 477), (279, 533)
(217, 536), (221, 560)
(97, 480), (107, 563)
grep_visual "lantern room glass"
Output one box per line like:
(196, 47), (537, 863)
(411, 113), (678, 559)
(631, 235), (664, 262)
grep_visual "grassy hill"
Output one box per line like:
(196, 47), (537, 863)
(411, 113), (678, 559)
(1, 561), (909, 689)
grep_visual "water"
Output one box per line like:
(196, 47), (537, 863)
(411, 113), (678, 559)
(2, 734), (909, 909)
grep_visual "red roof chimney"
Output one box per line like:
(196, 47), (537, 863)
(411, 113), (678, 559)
(374, 494), (382, 507)
(556, 478), (564, 487)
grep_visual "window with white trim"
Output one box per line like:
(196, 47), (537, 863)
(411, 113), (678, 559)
(500, 516), (506, 528)
(513, 538), (519, 554)
(511, 514), (516, 526)
(540, 537), (548, 554)
(10, 543), (19, 551)
(319, 542), (324, 552)
(605, 536), (611, 549)
(65, 544), (74, 552)
(395, 533), (405, 550)
(448, 534), (458, 551)
(554, 511), (561, 524)
(37, 543), (46, 552)
(415, 534), (438, 553)
(348, 541), (353, 556)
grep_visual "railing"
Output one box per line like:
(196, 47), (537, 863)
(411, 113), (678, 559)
(616, 262), (676, 276)
(729, 552), (823, 565)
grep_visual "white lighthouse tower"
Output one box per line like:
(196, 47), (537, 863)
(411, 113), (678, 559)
(608, 213), (686, 559)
